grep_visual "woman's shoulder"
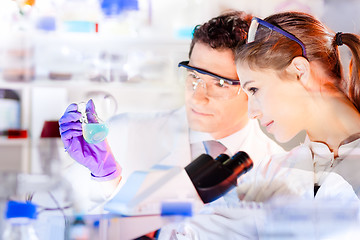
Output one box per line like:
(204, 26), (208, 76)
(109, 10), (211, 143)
(270, 144), (312, 163)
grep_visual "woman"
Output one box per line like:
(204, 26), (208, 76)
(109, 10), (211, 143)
(235, 11), (360, 200)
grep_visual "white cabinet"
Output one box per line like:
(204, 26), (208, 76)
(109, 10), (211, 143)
(0, 137), (30, 173)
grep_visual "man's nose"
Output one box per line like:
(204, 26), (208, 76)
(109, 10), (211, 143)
(191, 79), (209, 101)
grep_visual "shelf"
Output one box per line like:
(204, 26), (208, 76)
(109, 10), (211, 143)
(0, 78), (180, 89)
(0, 137), (29, 145)
(32, 32), (191, 51)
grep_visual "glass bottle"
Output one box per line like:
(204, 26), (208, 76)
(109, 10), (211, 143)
(2, 200), (39, 240)
(77, 102), (109, 144)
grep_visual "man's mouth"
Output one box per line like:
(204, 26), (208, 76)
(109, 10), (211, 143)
(191, 108), (212, 116)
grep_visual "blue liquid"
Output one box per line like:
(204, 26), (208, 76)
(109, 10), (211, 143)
(82, 123), (109, 144)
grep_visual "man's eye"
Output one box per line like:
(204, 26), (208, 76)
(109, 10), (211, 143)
(188, 72), (200, 79)
(249, 87), (258, 95)
(215, 79), (227, 88)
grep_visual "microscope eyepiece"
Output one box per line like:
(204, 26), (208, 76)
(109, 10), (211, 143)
(185, 151), (253, 203)
(223, 151), (253, 175)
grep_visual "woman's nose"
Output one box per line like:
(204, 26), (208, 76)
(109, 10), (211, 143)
(247, 99), (261, 119)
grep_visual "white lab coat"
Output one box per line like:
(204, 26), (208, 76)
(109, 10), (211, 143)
(105, 106), (285, 203)
(107, 106), (285, 182)
(309, 135), (360, 198)
(237, 136), (360, 202)
(59, 107), (284, 239)
(61, 106), (285, 238)
(104, 107), (286, 239)
(161, 136), (360, 240)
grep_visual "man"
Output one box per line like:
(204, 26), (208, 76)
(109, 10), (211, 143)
(59, 10), (284, 237)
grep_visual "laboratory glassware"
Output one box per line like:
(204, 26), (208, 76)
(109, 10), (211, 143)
(78, 102), (109, 144)
(2, 200), (40, 240)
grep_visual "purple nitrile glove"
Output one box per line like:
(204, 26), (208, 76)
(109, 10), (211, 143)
(59, 99), (121, 181)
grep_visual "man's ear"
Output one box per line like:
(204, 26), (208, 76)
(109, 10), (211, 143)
(286, 56), (310, 86)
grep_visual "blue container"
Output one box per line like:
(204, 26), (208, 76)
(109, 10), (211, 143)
(100, 0), (139, 16)
(5, 201), (38, 220)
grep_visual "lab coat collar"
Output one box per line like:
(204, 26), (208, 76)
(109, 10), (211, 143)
(305, 134), (360, 166)
(189, 130), (214, 144)
(218, 120), (253, 156)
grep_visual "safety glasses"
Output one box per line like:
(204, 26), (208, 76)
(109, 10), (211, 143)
(178, 61), (241, 99)
(178, 61), (240, 85)
(247, 17), (307, 58)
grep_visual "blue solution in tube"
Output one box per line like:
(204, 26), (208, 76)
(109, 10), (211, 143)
(83, 123), (109, 144)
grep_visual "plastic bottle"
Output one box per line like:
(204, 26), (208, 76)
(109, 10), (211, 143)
(68, 216), (90, 240)
(2, 200), (39, 240)
(99, 0), (151, 36)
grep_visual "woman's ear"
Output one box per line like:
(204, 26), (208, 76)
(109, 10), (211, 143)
(286, 56), (310, 86)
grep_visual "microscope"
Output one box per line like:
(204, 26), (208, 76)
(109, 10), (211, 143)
(105, 151), (253, 216)
(185, 151), (253, 203)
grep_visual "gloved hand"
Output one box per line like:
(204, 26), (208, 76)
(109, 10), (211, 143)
(59, 99), (121, 181)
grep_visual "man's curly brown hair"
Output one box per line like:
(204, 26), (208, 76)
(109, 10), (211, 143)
(189, 11), (253, 58)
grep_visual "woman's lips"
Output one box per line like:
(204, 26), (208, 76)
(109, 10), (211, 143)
(263, 120), (274, 132)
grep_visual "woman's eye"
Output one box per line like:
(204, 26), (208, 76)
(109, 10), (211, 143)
(248, 87), (258, 95)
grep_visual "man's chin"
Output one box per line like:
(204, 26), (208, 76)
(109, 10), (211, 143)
(186, 112), (215, 131)
(188, 122), (213, 132)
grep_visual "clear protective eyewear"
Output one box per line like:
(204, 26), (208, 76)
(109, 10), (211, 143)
(178, 61), (241, 100)
(247, 17), (307, 58)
